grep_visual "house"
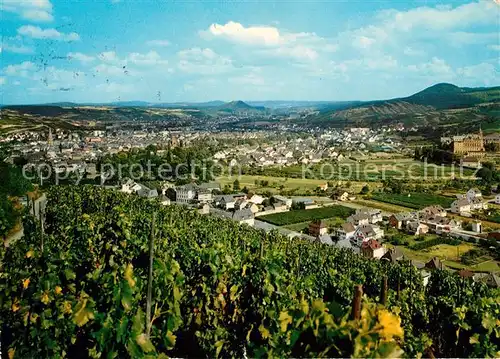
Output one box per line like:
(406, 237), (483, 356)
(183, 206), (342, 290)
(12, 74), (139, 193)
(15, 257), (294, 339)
(406, 221), (429, 235)
(217, 195), (237, 210)
(355, 208), (382, 224)
(469, 197), (487, 211)
(420, 215), (458, 234)
(425, 257), (446, 270)
(466, 188), (482, 202)
(245, 202), (260, 214)
(380, 248), (404, 263)
(336, 222), (356, 241)
(137, 187), (159, 199)
(292, 197), (317, 210)
(197, 189), (212, 203)
(347, 213), (370, 226)
(460, 157), (482, 169)
(318, 183), (328, 191)
(471, 221), (482, 233)
(85, 163), (98, 179)
(247, 194), (264, 205)
(309, 220), (328, 237)
(332, 190), (349, 202)
(318, 234), (334, 246)
(160, 195), (171, 206)
(232, 209), (254, 226)
(175, 184), (197, 203)
(451, 198), (471, 214)
(273, 195), (292, 209)
(198, 203), (210, 215)
(361, 239), (386, 259)
(198, 182), (220, 192)
(352, 224), (384, 246)
(121, 179), (141, 194)
(473, 273), (500, 288)
(389, 213), (415, 229)
(421, 205), (447, 217)
(234, 198), (250, 211)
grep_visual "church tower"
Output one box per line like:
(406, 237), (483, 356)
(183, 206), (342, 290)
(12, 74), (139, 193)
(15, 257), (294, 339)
(47, 128), (53, 146)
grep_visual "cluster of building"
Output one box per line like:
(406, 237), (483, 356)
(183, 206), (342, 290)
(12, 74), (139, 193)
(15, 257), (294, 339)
(451, 188), (488, 216)
(213, 129), (404, 168)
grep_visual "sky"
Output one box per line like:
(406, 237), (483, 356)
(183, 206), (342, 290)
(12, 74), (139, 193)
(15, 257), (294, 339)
(0, 0), (499, 104)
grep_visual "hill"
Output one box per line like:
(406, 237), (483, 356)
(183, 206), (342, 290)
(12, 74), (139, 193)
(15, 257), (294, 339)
(216, 100), (265, 113)
(309, 83), (500, 127)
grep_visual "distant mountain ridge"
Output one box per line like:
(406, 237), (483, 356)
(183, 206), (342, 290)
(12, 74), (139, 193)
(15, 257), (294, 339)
(319, 83), (500, 124)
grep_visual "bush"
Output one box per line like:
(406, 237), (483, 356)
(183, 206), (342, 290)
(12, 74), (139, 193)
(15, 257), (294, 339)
(409, 236), (461, 250)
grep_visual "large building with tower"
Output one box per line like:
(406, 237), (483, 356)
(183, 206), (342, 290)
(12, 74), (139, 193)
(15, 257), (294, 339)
(451, 129), (485, 156)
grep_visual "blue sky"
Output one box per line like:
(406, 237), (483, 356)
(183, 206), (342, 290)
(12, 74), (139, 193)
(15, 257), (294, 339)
(1, 0), (499, 104)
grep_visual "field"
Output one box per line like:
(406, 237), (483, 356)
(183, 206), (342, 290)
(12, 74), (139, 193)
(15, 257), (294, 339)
(239, 159), (476, 182)
(370, 192), (455, 209)
(216, 174), (373, 194)
(282, 217), (345, 232)
(259, 205), (354, 226)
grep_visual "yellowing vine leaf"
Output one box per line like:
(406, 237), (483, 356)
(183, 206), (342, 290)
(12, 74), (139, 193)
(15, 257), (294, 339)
(135, 333), (155, 353)
(124, 263), (136, 288)
(73, 297), (94, 327)
(279, 311), (293, 332)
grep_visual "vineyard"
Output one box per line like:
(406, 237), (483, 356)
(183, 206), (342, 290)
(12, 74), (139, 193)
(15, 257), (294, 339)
(259, 205), (354, 226)
(0, 186), (499, 358)
(370, 192), (455, 210)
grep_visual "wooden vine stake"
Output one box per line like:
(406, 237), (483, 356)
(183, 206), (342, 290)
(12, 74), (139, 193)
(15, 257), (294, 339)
(397, 276), (401, 302)
(146, 211), (156, 337)
(351, 285), (363, 320)
(39, 203), (44, 253)
(380, 275), (388, 306)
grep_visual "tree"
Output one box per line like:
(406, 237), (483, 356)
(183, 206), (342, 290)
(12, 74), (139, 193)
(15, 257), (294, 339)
(360, 185), (370, 195)
(233, 179), (240, 192)
(477, 167), (493, 183)
(485, 142), (500, 153)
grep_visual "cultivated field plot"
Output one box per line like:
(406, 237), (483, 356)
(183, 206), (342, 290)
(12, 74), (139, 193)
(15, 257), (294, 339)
(259, 205), (354, 226)
(371, 192), (455, 209)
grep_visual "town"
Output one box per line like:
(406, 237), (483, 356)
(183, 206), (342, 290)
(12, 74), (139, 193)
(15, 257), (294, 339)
(3, 122), (499, 289)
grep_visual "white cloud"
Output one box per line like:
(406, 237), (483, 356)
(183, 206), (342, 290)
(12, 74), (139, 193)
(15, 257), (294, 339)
(3, 61), (37, 77)
(260, 45), (319, 61)
(488, 44), (500, 51)
(203, 21), (283, 46)
(18, 25), (80, 41)
(378, 1), (497, 32)
(98, 51), (120, 64)
(93, 64), (128, 77)
(146, 39), (171, 47)
(353, 36), (377, 49)
(0, 42), (34, 54)
(177, 48), (234, 74)
(1, 0), (53, 22)
(407, 57), (454, 77)
(446, 31), (498, 45)
(128, 51), (168, 66)
(67, 52), (95, 63)
(201, 21), (337, 61)
(457, 63), (500, 85)
(0, 77), (6, 85)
